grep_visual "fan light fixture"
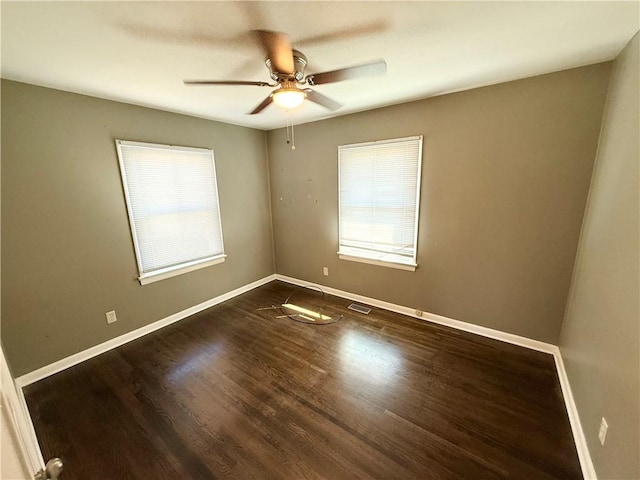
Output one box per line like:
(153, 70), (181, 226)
(272, 88), (305, 110)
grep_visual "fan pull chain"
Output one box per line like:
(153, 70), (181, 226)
(285, 111), (290, 145)
(285, 110), (296, 151)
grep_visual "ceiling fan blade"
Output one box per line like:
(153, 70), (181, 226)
(184, 80), (271, 87)
(249, 94), (274, 114)
(306, 59), (387, 85)
(295, 21), (389, 48)
(120, 22), (251, 50)
(304, 89), (342, 111)
(253, 30), (294, 74)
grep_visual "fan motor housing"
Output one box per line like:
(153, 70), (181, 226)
(265, 50), (307, 82)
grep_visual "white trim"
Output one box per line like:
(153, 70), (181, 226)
(338, 135), (422, 271)
(115, 139), (226, 283)
(116, 140), (213, 155)
(338, 253), (417, 272)
(16, 274), (276, 387)
(274, 274), (596, 478)
(1, 345), (44, 475)
(275, 274), (555, 353)
(338, 135), (423, 150)
(553, 350), (597, 479)
(139, 255), (226, 285)
(11, 272), (595, 479)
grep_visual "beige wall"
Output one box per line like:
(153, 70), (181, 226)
(1, 80), (274, 376)
(560, 34), (639, 479)
(0, 61), (620, 378)
(268, 63), (611, 344)
(1, 49), (634, 477)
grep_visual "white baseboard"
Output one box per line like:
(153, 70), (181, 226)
(275, 274), (557, 353)
(274, 274), (596, 479)
(12, 272), (595, 479)
(553, 350), (597, 479)
(16, 274), (276, 388)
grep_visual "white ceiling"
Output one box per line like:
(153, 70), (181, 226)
(2, 1), (638, 131)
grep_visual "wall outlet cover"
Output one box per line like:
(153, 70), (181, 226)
(106, 310), (118, 324)
(598, 417), (608, 445)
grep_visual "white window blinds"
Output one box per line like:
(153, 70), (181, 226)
(116, 140), (225, 284)
(338, 136), (423, 270)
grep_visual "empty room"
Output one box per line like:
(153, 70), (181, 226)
(1, 2), (638, 479)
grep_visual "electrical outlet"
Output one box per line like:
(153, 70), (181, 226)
(105, 310), (117, 324)
(323, 267), (329, 276)
(415, 310), (423, 317)
(598, 417), (608, 445)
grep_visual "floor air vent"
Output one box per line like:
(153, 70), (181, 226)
(348, 303), (371, 314)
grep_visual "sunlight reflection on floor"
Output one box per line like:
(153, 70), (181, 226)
(338, 329), (403, 390)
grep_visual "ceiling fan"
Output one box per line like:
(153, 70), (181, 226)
(184, 30), (387, 115)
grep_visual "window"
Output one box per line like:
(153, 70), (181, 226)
(116, 140), (225, 285)
(338, 135), (423, 271)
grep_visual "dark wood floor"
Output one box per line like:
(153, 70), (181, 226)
(24, 281), (582, 479)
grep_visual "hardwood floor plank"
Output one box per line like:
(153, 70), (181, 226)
(24, 281), (582, 479)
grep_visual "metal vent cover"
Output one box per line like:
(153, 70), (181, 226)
(347, 303), (371, 314)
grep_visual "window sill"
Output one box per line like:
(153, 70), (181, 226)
(138, 255), (226, 285)
(338, 250), (417, 272)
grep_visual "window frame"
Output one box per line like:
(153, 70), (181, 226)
(115, 139), (226, 285)
(337, 135), (423, 271)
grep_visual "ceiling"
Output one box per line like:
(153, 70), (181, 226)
(2, 1), (638, 131)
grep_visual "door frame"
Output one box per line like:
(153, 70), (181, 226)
(1, 344), (45, 476)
